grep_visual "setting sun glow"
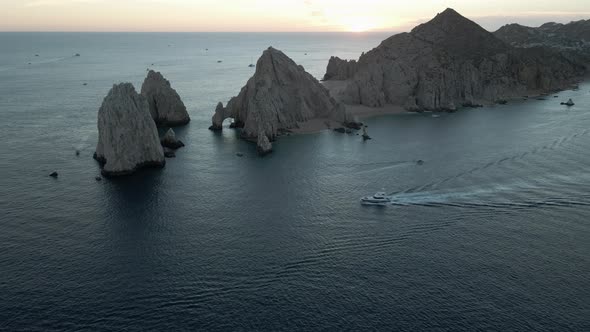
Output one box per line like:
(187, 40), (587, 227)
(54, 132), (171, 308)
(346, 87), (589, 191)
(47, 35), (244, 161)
(1, 0), (590, 32)
(340, 17), (379, 32)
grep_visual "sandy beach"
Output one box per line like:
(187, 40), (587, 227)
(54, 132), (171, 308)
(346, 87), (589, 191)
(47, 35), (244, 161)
(289, 80), (408, 134)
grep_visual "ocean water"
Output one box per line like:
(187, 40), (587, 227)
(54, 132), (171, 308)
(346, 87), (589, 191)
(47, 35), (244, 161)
(0, 32), (589, 331)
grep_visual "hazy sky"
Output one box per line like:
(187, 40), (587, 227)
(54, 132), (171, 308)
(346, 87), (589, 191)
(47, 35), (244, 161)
(1, 0), (589, 32)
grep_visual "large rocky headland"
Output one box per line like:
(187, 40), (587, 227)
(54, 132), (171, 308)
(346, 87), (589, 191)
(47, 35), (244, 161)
(323, 8), (588, 112)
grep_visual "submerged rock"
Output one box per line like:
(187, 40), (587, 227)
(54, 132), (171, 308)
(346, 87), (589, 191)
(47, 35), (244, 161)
(160, 128), (185, 149)
(94, 83), (165, 177)
(211, 47), (346, 153)
(141, 70), (190, 127)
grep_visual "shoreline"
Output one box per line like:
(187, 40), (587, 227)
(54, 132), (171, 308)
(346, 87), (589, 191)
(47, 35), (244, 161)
(287, 77), (588, 136)
(288, 104), (408, 135)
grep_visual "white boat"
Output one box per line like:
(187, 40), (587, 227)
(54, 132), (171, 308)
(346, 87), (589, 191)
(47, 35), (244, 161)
(360, 192), (391, 205)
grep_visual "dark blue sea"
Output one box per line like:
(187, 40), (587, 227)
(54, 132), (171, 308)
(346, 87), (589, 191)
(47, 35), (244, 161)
(0, 32), (589, 331)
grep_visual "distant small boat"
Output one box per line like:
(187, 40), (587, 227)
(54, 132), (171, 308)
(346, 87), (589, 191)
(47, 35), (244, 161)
(561, 99), (575, 106)
(248, 63), (255, 68)
(361, 192), (391, 206)
(217, 60), (222, 63)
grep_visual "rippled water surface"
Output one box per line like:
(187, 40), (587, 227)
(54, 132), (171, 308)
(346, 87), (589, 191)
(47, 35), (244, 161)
(0, 33), (589, 331)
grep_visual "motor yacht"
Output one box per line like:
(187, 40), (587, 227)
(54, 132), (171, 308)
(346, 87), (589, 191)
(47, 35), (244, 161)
(360, 192), (391, 205)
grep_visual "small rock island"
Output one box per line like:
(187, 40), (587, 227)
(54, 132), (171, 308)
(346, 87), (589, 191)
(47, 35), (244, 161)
(210, 47), (347, 154)
(141, 70), (190, 127)
(94, 83), (165, 177)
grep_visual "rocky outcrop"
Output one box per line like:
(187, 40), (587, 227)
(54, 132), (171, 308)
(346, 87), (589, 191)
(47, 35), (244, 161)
(94, 83), (165, 177)
(325, 8), (586, 112)
(141, 70), (190, 127)
(211, 47), (347, 152)
(324, 56), (358, 80)
(160, 128), (185, 149)
(209, 102), (227, 131)
(257, 134), (272, 156)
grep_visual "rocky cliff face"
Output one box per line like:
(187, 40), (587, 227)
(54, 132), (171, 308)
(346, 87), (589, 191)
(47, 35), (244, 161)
(211, 47), (346, 150)
(325, 8), (586, 111)
(94, 83), (165, 176)
(324, 56), (358, 81)
(141, 70), (190, 126)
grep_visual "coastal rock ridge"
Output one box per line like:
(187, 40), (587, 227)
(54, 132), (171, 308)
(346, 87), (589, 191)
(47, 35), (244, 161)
(141, 70), (190, 127)
(324, 8), (587, 111)
(94, 83), (165, 176)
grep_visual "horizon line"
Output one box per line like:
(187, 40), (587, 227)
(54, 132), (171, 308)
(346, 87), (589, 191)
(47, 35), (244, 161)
(0, 30), (401, 34)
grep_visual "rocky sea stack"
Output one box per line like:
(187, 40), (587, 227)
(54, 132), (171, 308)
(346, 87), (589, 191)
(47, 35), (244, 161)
(325, 8), (586, 111)
(94, 83), (165, 177)
(160, 128), (185, 149)
(141, 70), (190, 127)
(210, 47), (347, 153)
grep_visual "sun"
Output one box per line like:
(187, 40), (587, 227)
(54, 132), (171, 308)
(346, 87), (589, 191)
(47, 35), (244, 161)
(341, 17), (378, 32)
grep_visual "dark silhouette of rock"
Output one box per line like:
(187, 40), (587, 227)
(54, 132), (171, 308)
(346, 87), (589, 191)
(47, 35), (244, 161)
(49, 171), (58, 178)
